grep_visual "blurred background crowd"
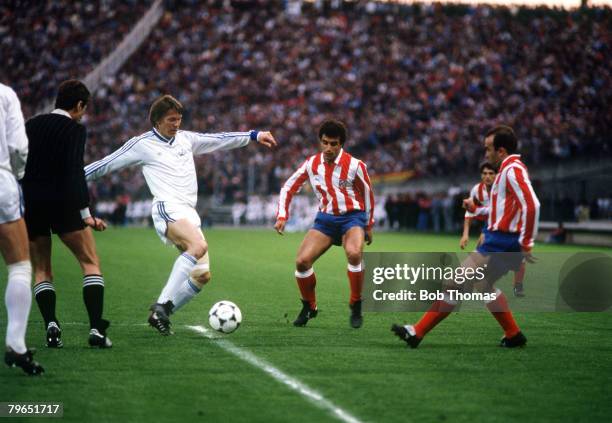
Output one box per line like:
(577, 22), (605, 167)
(1, 0), (610, 229)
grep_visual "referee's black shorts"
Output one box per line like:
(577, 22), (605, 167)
(24, 200), (85, 238)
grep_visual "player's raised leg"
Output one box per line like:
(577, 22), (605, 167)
(60, 228), (111, 348)
(343, 226), (366, 328)
(1, 219), (44, 375)
(293, 229), (333, 326)
(149, 218), (209, 335)
(30, 235), (63, 348)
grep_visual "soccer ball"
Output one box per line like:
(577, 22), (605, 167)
(208, 301), (242, 334)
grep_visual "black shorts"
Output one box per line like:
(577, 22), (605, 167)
(24, 202), (85, 238)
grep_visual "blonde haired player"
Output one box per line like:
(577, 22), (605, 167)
(86, 95), (276, 334)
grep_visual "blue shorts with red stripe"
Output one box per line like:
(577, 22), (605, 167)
(313, 211), (367, 246)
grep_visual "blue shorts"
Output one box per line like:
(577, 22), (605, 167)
(477, 230), (521, 253)
(312, 211), (367, 246)
(477, 230), (523, 277)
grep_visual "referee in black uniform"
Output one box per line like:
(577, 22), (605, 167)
(22, 79), (112, 348)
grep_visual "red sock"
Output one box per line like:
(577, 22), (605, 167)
(295, 269), (317, 309)
(486, 291), (520, 338)
(413, 299), (456, 338)
(347, 264), (364, 305)
(513, 262), (526, 286)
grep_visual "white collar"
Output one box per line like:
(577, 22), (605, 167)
(51, 109), (72, 119)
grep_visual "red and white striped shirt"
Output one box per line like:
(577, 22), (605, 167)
(277, 149), (375, 228)
(471, 155), (540, 249)
(464, 182), (490, 222)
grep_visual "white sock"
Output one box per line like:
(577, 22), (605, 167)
(5, 261), (32, 354)
(171, 278), (201, 312)
(157, 253), (196, 304)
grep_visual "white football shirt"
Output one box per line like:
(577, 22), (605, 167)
(0, 83), (28, 179)
(85, 128), (254, 207)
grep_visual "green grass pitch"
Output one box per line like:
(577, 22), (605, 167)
(2, 228), (611, 422)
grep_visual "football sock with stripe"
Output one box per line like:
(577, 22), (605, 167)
(5, 261), (32, 354)
(34, 280), (58, 328)
(158, 253), (197, 305)
(171, 278), (202, 312)
(485, 289), (520, 338)
(413, 296), (457, 338)
(83, 275), (105, 330)
(347, 262), (364, 305)
(295, 268), (317, 309)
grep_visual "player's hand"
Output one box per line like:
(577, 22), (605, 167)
(522, 249), (537, 264)
(84, 216), (107, 232)
(365, 228), (373, 245)
(462, 198), (476, 212)
(274, 218), (286, 235)
(257, 131), (277, 148)
(459, 235), (469, 250)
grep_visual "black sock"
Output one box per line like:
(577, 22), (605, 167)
(83, 274), (105, 330)
(33, 281), (58, 328)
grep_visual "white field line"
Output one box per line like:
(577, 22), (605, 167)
(186, 325), (365, 423)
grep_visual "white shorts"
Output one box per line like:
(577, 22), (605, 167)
(151, 201), (202, 246)
(0, 170), (23, 224)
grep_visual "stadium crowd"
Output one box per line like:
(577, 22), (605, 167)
(3, 0), (610, 207)
(0, 0), (154, 118)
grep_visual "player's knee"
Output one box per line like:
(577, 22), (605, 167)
(194, 271), (211, 286)
(190, 264), (211, 286)
(296, 257), (312, 272)
(189, 241), (208, 259)
(345, 249), (362, 265)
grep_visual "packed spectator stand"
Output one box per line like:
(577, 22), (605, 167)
(3, 0), (610, 229)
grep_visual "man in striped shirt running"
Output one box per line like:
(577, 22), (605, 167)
(274, 119), (374, 329)
(460, 162), (495, 250)
(393, 125), (540, 348)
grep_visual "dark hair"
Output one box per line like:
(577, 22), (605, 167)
(318, 119), (347, 145)
(486, 125), (517, 154)
(149, 95), (184, 126)
(479, 162), (496, 173)
(55, 79), (90, 110)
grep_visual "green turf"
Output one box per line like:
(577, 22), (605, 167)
(2, 228), (611, 423)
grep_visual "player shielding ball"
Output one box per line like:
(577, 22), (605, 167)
(85, 95), (276, 335)
(275, 119), (374, 328)
(460, 162), (527, 297)
(392, 125), (539, 348)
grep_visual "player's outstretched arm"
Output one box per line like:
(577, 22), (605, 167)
(365, 227), (373, 245)
(84, 137), (143, 181)
(188, 130), (276, 155)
